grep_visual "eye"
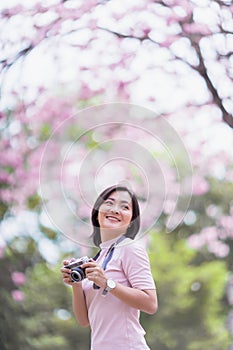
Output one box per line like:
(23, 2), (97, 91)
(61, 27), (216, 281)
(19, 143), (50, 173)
(122, 205), (129, 210)
(104, 200), (113, 206)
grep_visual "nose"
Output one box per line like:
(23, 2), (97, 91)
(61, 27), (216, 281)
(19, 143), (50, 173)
(110, 204), (120, 214)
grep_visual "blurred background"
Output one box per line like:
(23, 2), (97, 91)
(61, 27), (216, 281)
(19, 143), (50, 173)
(0, 0), (233, 349)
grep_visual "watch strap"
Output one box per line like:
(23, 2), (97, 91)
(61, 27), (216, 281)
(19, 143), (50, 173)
(102, 286), (110, 296)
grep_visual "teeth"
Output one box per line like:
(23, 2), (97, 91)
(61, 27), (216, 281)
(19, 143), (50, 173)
(106, 216), (120, 221)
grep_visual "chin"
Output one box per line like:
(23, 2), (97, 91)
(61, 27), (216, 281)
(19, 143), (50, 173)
(104, 227), (126, 235)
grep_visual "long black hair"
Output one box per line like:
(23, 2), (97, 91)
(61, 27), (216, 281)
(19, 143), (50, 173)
(91, 185), (140, 247)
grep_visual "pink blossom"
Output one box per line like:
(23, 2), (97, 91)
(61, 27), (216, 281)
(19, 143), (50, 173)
(11, 272), (27, 286)
(220, 216), (233, 232)
(208, 241), (230, 258)
(227, 275), (233, 306)
(0, 189), (14, 203)
(116, 81), (130, 100)
(47, 20), (62, 36)
(137, 23), (151, 37)
(225, 170), (233, 182)
(88, 18), (98, 30)
(187, 234), (204, 250)
(183, 23), (211, 36)
(166, 14), (180, 26)
(0, 246), (5, 258)
(54, 3), (67, 16)
(11, 290), (25, 302)
(188, 225), (230, 257)
(32, 97), (74, 128)
(2, 5), (24, 17)
(27, 146), (45, 174)
(33, 2), (48, 14)
(160, 35), (179, 48)
(218, 229), (229, 240)
(77, 204), (91, 218)
(32, 25), (51, 46)
(0, 149), (22, 168)
(173, 0), (194, 14)
(192, 175), (209, 196)
(79, 84), (95, 100)
(78, 0), (99, 14)
(163, 199), (176, 215)
(187, 226), (219, 251)
(0, 172), (13, 185)
(201, 226), (218, 244)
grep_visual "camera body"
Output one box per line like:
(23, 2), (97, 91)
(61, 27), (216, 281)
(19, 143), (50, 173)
(64, 256), (90, 282)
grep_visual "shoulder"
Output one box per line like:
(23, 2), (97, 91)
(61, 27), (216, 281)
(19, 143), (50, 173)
(118, 238), (155, 288)
(118, 238), (149, 257)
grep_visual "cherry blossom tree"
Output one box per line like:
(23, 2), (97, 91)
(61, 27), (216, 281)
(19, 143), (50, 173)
(0, 0), (232, 210)
(0, 0), (232, 124)
(0, 0), (233, 246)
(0, 0), (232, 248)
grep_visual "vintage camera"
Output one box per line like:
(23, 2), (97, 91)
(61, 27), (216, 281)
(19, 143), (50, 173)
(64, 256), (90, 282)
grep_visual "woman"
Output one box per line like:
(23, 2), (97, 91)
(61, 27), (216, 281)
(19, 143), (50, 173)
(61, 184), (158, 350)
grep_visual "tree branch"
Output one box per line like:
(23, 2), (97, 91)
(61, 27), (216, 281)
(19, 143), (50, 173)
(97, 26), (158, 45)
(193, 41), (233, 128)
(98, 25), (233, 128)
(0, 44), (34, 72)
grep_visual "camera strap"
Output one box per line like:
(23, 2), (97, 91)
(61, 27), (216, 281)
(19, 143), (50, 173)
(102, 235), (126, 270)
(92, 235), (126, 290)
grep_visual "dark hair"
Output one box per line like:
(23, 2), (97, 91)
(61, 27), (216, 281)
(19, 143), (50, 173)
(91, 185), (140, 247)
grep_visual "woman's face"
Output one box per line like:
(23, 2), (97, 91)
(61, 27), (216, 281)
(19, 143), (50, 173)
(97, 190), (133, 236)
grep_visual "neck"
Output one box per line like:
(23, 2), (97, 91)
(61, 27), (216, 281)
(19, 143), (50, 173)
(100, 229), (125, 243)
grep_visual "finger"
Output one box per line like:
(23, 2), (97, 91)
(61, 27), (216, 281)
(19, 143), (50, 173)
(86, 273), (102, 287)
(64, 279), (73, 285)
(63, 257), (76, 265)
(63, 260), (70, 265)
(86, 270), (105, 281)
(86, 265), (103, 273)
(63, 273), (73, 284)
(62, 276), (71, 284)
(85, 267), (99, 275)
(61, 267), (71, 273)
(62, 272), (70, 278)
(87, 269), (100, 277)
(86, 273), (97, 281)
(81, 261), (97, 269)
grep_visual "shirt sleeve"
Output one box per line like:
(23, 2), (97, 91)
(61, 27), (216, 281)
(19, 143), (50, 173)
(121, 242), (156, 290)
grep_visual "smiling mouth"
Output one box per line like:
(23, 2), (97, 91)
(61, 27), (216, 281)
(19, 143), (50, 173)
(106, 215), (121, 222)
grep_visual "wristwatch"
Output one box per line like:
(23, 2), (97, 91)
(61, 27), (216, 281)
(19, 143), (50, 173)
(102, 279), (116, 296)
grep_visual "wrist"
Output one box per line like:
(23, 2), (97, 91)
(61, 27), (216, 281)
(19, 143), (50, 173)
(102, 278), (117, 296)
(72, 281), (83, 290)
(103, 277), (108, 289)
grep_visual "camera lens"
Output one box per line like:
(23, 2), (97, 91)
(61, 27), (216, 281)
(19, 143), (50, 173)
(71, 268), (85, 282)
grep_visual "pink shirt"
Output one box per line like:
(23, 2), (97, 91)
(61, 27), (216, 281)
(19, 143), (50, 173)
(82, 237), (156, 350)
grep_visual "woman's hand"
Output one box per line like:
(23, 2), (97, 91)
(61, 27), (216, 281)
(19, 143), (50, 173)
(82, 259), (107, 289)
(61, 259), (89, 327)
(60, 258), (107, 289)
(60, 258), (80, 286)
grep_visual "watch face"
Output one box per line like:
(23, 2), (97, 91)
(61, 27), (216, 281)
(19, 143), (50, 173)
(107, 279), (116, 289)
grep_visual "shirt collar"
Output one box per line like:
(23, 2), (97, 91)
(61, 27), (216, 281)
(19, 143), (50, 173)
(100, 235), (125, 250)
